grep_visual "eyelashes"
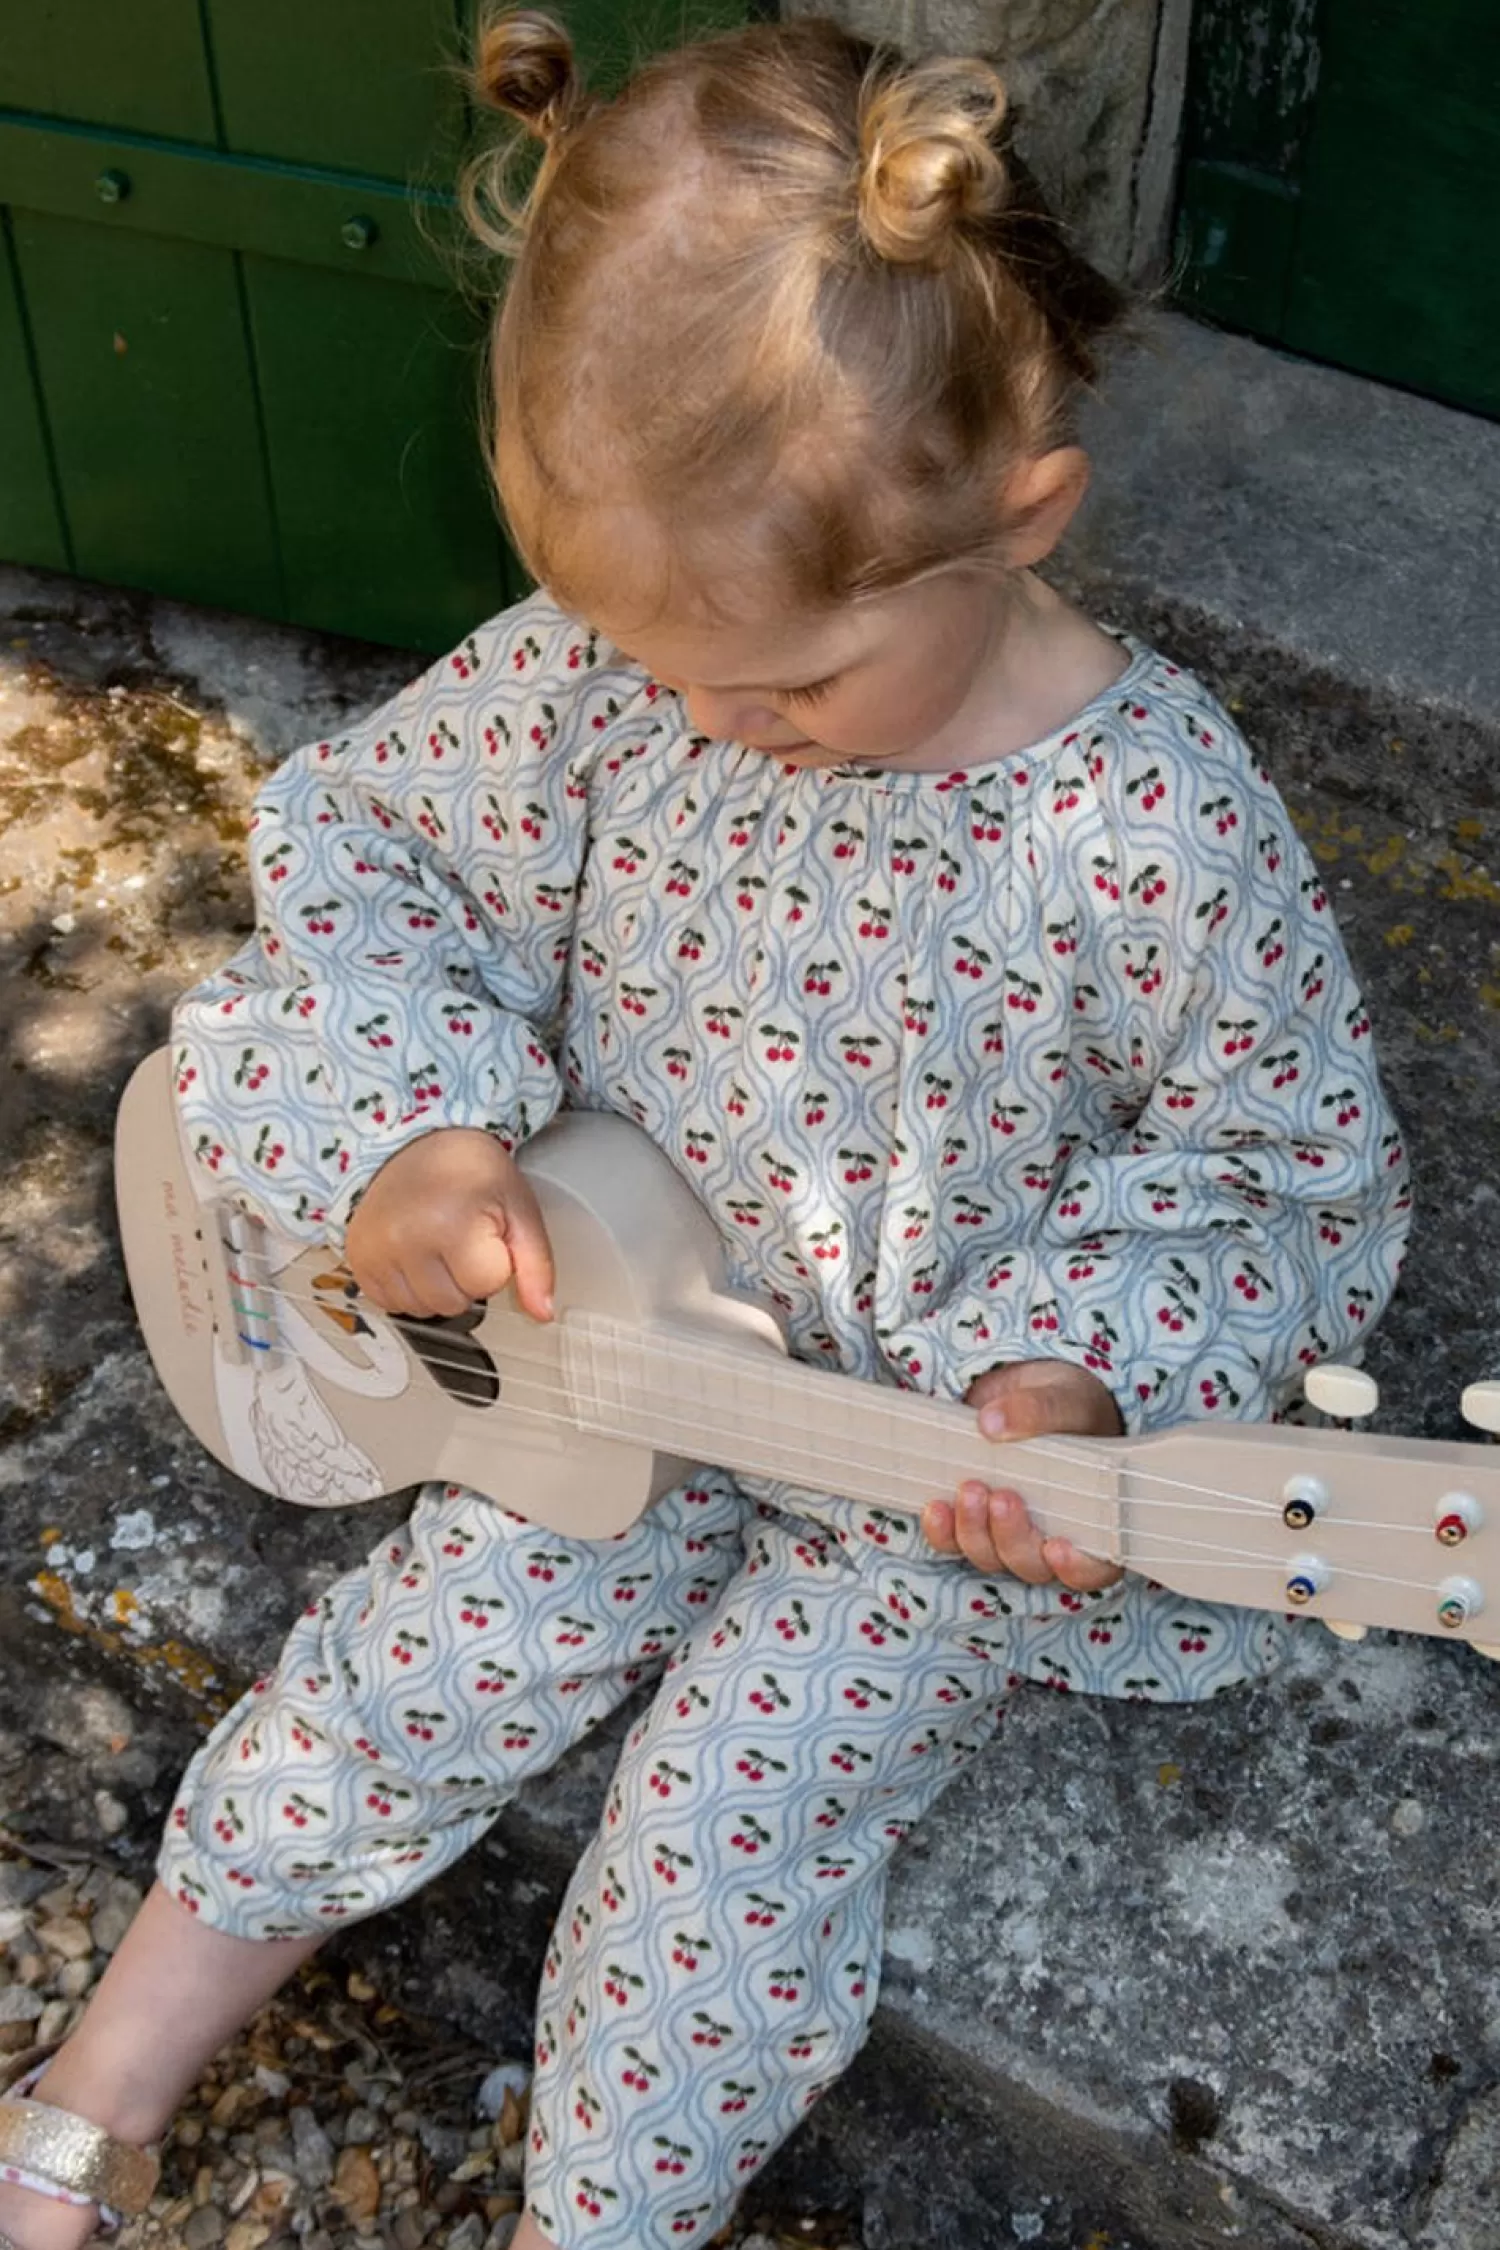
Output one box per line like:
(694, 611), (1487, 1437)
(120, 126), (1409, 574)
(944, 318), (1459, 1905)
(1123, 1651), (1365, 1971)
(782, 674), (839, 707)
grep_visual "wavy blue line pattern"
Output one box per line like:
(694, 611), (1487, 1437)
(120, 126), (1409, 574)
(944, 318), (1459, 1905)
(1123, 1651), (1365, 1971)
(160, 1479), (1282, 2246)
(174, 592), (1408, 1431)
(161, 587), (1409, 2246)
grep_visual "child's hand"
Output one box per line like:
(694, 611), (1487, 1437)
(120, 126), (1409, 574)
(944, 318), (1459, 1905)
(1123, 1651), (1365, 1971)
(344, 1128), (555, 1321)
(922, 1359), (1124, 1589)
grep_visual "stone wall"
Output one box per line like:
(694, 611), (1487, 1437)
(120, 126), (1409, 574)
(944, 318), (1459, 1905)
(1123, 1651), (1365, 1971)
(782, 0), (1190, 279)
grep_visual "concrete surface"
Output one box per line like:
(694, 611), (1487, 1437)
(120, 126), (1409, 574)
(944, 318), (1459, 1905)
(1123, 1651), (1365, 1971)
(1071, 313), (1500, 724)
(2, 316), (1499, 2248)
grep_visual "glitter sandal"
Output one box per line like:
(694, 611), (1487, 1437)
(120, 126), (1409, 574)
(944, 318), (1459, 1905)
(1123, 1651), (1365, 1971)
(0, 2045), (159, 2237)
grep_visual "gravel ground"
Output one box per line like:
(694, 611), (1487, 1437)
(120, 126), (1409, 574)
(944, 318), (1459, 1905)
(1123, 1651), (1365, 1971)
(0, 1840), (862, 2250)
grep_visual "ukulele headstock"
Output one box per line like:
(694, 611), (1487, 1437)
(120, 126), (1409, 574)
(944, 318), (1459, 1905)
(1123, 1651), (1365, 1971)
(1125, 1370), (1500, 1651)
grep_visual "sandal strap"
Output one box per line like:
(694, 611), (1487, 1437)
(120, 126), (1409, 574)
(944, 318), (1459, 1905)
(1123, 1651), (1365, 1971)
(0, 2096), (159, 2220)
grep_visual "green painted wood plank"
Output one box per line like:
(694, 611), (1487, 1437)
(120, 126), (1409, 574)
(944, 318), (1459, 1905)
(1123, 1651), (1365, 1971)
(0, 0), (216, 141)
(206, 0), (463, 182)
(1174, 160), (1299, 337)
(207, 0), (754, 182)
(1180, 0), (1322, 172)
(13, 211), (282, 613)
(569, 0), (767, 85)
(244, 256), (512, 647)
(0, 116), (455, 285)
(1282, 0), (1500, 419)
(0, 213), (69, 571)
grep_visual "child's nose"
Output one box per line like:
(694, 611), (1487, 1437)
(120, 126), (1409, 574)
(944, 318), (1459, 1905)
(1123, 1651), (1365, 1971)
(683, 684), (779, 743)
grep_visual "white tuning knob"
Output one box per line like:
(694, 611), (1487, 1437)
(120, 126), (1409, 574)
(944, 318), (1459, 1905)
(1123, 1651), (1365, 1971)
(1304, 1364), (1380, 1420)
(1323, 1619), (1369, 1643)
(1461, 1381), (1500, 1437)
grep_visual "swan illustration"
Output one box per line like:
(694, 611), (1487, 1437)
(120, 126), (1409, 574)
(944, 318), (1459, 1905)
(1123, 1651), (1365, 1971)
(247, 1355), (388, 1505)
(213, 1234), (411, 1507)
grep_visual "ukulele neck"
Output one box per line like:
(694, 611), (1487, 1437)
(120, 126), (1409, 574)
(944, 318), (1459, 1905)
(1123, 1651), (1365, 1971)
(557, 1311), (1123, 1550)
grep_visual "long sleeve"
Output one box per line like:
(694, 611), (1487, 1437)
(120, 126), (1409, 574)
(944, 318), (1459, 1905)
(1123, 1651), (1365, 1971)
(173, 595), (614, 1239)
(903, 714), (1412, 1430)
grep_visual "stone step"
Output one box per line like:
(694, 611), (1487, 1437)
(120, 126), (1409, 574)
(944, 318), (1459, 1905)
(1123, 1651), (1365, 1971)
(3, 316), (1499, 2248)
(3, 1349), (1498, 2250)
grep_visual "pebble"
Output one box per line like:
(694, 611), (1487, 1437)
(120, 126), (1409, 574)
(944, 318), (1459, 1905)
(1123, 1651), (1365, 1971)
(417, 2116), (468, 2172)
(0, 1838), (861, 2250)
(35, 1915), (93, 1961)
(90, 1898), (133, 1952)
(36, 1997), (75, 2044)
(0, 1868), (50, 1910)
(290, 2100), (335, 2188)
(473, 2062), (530, 2121)
(333, 2143), (382, 2225)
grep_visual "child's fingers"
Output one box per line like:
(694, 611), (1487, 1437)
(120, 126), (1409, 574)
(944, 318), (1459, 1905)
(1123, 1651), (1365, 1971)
(921, 1484), (1123, 1591)
(962, 1483), (1055, 1582)
(353, 1259), (421, 1315)
(974, 1364), (1122, 1443)
(416, 1259), (482, 1318)
(1039, 1536), (1124, 1594)
(920, 1497), (958, 1552)
(438, 1189), (552, 1320)
(921, 1482), (1053, 1581)
(496, 1182), (556, 1322)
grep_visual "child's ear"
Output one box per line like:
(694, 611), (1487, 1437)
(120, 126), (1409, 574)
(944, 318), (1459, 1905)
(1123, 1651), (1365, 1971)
(997, 446), (1091, 568)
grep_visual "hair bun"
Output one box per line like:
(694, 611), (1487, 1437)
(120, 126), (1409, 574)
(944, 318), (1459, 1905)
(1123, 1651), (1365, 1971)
(473, 7), (580, 141)
(857, 55), (1010, 266)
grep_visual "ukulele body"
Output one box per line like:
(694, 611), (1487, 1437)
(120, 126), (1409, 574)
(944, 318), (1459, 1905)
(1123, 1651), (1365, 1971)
(115, 1050), (786, 1535)
(117, 1051), (1500, 1652)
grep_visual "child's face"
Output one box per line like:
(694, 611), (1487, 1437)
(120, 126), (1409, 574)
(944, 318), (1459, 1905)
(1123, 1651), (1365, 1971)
(594, 570), (1011, 774)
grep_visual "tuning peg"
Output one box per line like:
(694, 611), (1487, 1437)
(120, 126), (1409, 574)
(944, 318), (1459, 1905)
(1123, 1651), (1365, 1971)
(1304, 1364), (1380, 1420)
(1461, 1381), (1500, 1437)
(1323, 1619), (1368, 1643)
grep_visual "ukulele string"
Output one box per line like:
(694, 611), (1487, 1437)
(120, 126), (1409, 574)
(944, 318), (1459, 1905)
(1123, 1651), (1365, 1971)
(228, 1277), (1467, 1580)
(240, 1269), (1450, 1529)
(236, 1272), (1256, 1515)
(435, 1383), (1453, 1588)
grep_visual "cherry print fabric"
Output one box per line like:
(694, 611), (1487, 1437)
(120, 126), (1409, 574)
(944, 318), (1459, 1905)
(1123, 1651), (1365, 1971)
(161, 588), (1409, 2246)
(174, 589), (1408, 1432)
(158, 1478), (1282, 2248)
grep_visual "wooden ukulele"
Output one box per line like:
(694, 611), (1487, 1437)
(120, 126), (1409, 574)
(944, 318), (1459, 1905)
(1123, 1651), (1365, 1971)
(116, 1049), (1500, 1653)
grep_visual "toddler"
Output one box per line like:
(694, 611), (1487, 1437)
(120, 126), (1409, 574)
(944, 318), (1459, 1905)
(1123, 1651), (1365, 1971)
(0, 14), (1409, 2250)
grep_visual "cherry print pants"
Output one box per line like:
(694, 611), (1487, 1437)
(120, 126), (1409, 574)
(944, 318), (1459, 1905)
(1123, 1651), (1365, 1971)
(158, 1476), (1283, 2249)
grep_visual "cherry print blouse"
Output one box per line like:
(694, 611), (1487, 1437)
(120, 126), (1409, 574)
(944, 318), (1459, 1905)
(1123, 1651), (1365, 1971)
(174, 590), (1411, 1433)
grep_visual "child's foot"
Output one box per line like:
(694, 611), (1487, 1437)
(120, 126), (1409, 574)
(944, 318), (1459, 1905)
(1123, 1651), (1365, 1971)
(0, 2181), (103, 2250)
(0, 2046), (159, 2250)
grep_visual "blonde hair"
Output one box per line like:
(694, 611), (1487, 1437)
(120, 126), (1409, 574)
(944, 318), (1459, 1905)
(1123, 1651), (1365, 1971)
(464, 9), (1125, 620)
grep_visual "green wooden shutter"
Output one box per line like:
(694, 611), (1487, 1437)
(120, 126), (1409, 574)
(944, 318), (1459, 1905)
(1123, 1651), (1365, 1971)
(1175, 0), (1500, 423)
(0, 1), (755, 650)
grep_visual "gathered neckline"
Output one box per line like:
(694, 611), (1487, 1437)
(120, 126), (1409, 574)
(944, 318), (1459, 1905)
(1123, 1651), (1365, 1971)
(793, 632), (1152, 797)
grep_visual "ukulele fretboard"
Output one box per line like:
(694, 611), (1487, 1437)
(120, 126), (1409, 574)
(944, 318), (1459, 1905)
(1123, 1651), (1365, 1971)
(558, 1311), (1123, 1547)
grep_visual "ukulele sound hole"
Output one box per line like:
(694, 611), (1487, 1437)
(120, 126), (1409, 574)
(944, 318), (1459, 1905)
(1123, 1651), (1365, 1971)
(395, 1309), (501, 1407)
